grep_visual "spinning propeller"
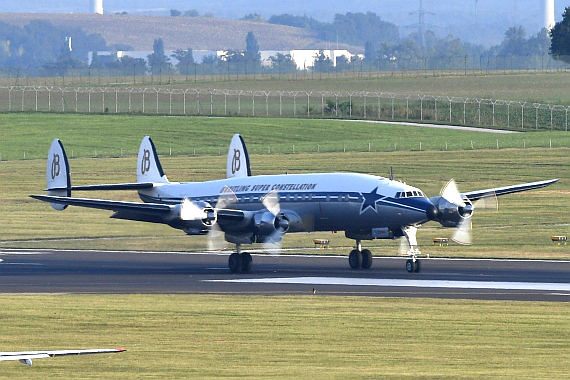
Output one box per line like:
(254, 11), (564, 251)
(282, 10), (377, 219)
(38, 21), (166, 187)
(260, 190), (289, 254)
(207, 187), (238, 251)
(439, 179), (497, 245)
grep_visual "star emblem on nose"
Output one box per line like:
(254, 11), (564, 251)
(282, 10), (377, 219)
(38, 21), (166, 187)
(360, 187), (384, 214)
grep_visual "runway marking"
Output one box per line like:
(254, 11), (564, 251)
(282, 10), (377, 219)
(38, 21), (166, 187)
(208, 277), (570, 292)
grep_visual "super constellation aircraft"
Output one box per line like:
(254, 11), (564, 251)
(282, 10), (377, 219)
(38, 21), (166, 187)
(0, 348), (125, 366)
(31, 135), (557, 273)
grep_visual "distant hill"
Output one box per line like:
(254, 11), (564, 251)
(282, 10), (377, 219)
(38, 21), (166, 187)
(0, 13), (336, 51)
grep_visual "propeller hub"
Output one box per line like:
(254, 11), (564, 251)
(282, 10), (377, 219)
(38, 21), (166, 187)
(426, 203), (439, 221)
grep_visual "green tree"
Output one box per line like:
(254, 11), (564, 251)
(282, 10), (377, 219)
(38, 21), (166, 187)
(550, 7), (570, 63)
(269, 53), (297, 74)
(170, 9), (181, 17)
(245, 32), (260, 61)
(313, 50), (333, 73)
(184, 10), (200, 17)
(147, 38), (170, 75)
(364, 41), (377, 63)
(173, 48), (195, 75)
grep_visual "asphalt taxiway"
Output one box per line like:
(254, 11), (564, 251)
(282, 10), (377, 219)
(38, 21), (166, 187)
(0, 249), (568, 301)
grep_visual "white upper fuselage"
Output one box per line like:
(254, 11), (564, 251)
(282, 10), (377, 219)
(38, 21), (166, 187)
(139, 172), (433, 233)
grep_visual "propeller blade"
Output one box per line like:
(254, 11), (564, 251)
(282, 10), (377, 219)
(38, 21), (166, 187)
(452, 218), (472, 245)
(473, 192), (498, 210)
(206, 186), (237, 251)
(216, 186), (238, 209)
(262, 231), (283, 255)
(207, 223), (226, 251)
(261, 190), (280, 216)
(440, 179), (466, 207)
(398, 237), (410, 256)
(260, 190), (286, 254)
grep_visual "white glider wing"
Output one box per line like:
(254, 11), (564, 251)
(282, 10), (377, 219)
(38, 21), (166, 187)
(0, 348), (125, 366)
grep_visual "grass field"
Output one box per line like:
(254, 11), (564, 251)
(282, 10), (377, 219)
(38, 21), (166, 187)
(0, 112), (568, 379)
(5, 72), (570, 105)
(0, 295), (568, 379)
(1, 113), (570, 161)
(158, 72), (570, 105)
(0, 114), (568, 259)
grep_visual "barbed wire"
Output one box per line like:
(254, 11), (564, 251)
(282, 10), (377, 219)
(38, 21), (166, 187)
(0, 86), (568, 131)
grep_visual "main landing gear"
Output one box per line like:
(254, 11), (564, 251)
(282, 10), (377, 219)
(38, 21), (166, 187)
(349, 225), (425, 273)
(228, 244), (253, 273)
(348, 240), (373, 269)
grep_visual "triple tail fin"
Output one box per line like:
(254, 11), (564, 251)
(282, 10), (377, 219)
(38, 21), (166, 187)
(226, 134), (251, 179)
(46, 139), (71, 210)
(137, 136), (169, 184)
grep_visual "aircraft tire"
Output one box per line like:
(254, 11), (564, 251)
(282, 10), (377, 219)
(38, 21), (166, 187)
(406, 259), (414, 273)
(229, 253), (243, 273)
(349, 249), (363, 269)
(414, 259), (421, 273)
(241, 253), (253, 272)
(361, 249), (373, 269)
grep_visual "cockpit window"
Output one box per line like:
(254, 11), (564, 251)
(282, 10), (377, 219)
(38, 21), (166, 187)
(395, 190), (426, 199)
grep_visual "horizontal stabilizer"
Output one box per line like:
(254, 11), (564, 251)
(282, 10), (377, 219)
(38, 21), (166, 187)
(50, 182), (156, 191)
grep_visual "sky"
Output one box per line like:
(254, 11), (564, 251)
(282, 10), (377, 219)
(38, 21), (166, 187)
(2, 1), (570, 46)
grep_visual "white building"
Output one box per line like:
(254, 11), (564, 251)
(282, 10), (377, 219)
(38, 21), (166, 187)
(290, 49), (355, 70)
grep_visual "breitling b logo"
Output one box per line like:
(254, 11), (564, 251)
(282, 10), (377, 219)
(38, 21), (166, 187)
(141, 149), (151, 174)
(51, 153), (60, 180)
(231, 149), (241, 174)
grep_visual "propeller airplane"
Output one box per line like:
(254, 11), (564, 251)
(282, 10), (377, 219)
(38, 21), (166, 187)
(31, 134), (557, 273)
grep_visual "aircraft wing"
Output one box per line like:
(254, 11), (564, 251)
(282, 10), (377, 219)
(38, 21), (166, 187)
(30, 194), (173, 215)
(30, 194), (246, 228)
(0, 348), (125, 366)
(462, 179), (558, 201)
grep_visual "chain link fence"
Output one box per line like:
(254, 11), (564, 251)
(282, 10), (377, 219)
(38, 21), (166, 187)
(1, 86), (569, 131)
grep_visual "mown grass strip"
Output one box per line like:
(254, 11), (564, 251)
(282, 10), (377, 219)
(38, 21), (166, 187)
(0, 295), (568, 379)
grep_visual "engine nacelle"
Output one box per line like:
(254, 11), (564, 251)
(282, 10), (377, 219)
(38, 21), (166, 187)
(253, 211), (290, 242)
(431, 196), (473, 228)
(172, 200), (216, 235)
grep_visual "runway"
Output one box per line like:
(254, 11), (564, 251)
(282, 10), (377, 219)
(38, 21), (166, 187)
(0, 249), (568, 302)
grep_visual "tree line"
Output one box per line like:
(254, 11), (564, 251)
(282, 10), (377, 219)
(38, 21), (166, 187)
(0, 9), (569, 78)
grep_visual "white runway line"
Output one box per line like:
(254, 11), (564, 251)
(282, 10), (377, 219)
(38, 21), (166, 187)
(208, 277), (570, 292)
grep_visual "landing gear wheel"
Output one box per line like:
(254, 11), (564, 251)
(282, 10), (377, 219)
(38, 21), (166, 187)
(228, 253), (243, 273)
(241, 252), (253, 272)
(361, 249), (373, 269)
(349, 249), (363, 269)
(406, 259), (414, 273)
(413, 259), (421, 273)
(406, 259), (421, 273)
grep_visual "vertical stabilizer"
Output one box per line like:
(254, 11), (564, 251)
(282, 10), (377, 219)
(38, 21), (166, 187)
(226, 134), (251, 179)
(137, 136), (169, 184)
(46, 139), (71, 210)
